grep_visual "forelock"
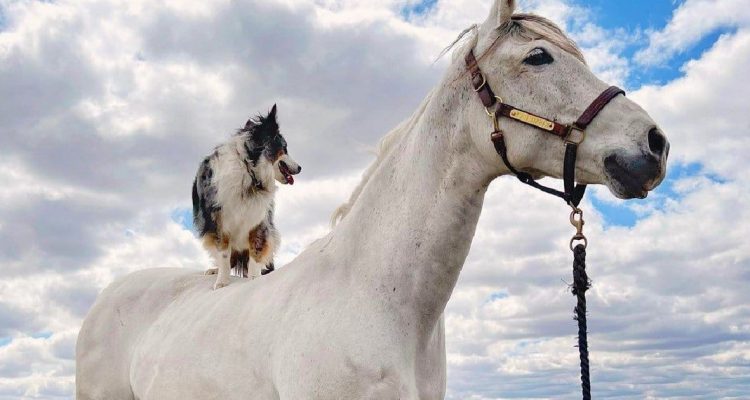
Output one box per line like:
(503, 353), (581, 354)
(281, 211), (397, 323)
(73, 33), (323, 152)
(507, 14), (586, 64)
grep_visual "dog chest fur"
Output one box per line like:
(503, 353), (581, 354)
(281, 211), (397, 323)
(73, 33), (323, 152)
(211, 140), (276, 248)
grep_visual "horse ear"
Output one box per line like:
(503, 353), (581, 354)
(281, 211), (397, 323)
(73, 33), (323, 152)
(490, 0), (516, 27)
(268, 104), (277, 121)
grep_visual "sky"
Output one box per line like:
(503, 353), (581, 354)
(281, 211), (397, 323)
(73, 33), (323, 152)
(1, 0), (749, 399)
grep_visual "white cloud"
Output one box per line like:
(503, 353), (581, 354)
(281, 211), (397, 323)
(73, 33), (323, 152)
(0, 331), (76, 400)
(635, 0), (750, 66)
(633, 29), (750, 178)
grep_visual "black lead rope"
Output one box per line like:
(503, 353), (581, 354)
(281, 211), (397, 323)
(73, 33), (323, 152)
(572, 244), (591, 400)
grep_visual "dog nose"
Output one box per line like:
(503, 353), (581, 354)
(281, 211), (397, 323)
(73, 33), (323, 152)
(295, 165), (302, 174)
(648, 127), (668, 158)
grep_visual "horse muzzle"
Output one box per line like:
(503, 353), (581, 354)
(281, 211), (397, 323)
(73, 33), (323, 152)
(604, 128), (669, 199)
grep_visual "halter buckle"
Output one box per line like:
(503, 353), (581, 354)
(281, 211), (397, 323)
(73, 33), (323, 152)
(472, 73), (487, 92)
(565, 125), (586, 145)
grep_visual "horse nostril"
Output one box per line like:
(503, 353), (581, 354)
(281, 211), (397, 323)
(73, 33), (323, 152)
(648, 128), (666, 157)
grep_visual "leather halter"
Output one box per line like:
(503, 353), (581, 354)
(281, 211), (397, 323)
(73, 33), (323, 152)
(465, 49), (624, 207)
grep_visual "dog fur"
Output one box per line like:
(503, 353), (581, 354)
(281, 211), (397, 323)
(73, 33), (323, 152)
(192, 105), (301, 289)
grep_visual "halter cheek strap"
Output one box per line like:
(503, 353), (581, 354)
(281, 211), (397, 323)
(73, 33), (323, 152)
(465, 50), (624, 207)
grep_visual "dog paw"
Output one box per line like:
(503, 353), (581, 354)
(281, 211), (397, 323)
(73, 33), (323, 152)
(204, 268), (218, 275)
(213, 279), (230, 290)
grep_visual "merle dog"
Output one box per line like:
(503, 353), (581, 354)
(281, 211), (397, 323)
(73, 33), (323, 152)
(192, 105), (301, 289)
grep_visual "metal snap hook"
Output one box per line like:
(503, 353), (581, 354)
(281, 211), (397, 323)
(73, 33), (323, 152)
(569, 206), (587, 250)
(484, 96), (504, 132)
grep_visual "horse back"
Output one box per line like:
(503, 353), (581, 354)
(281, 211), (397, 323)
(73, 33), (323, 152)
(76, 269), (217, 399)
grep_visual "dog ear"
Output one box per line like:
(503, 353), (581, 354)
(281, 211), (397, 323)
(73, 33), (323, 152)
(268, 104), (277, 122)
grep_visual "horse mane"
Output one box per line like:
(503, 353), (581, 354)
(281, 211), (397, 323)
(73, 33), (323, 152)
(330, 13), (584, 227)
(330, 90), (434, 227)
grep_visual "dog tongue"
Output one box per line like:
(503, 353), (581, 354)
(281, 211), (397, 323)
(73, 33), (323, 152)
(286, 174), (294, 185)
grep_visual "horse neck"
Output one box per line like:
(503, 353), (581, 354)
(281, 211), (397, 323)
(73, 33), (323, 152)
(326, 78), (497, 328)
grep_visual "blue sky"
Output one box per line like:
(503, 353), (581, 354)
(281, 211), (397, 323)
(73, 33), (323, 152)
(581, 0), (678, 30)
(576, 0), (735, 86)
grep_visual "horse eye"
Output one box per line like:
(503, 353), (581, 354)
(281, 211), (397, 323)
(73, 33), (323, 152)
(523, 48), (554, 66)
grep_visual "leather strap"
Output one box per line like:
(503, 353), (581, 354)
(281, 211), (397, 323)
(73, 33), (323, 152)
(491, 132), (586, 205)
(491, 131), (573, 198)
(468, 48), (625, 207)
(465, 50), (497, 108)
(575, 86), (625, 129)
(563, 143), (586, 206)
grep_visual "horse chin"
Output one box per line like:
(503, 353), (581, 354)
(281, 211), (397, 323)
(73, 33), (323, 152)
(608, 183), (648, 200)
(604, 175), (649, 200)
(602, 151), (665, 200)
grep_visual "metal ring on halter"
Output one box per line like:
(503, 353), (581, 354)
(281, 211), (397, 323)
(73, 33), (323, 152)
(484, 96), (503, 119)
(484, 96), (504, 117)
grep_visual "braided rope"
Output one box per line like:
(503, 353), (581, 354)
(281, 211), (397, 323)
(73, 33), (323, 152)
(572, 244), (591, 400)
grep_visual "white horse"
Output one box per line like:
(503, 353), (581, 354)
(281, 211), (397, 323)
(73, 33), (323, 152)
(76, 1), (669, 398)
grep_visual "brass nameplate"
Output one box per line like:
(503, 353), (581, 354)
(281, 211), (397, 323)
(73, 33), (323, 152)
(509, 109), (555, 131)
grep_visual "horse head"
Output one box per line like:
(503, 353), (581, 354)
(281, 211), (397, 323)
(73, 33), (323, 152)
(460, 0), (669, 199)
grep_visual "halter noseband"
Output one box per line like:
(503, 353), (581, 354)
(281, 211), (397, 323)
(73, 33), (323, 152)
(465, 49), (624, 207)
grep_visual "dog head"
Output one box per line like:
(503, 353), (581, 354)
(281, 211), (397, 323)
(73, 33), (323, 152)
(240, 104), (302, 185)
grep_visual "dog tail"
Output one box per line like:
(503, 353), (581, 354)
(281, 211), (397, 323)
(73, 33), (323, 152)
(193, 157), (218, 236)
(192, 178), (200, 225)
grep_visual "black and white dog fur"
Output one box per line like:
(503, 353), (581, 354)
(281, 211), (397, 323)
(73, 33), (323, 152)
(192, 105), (301, 289)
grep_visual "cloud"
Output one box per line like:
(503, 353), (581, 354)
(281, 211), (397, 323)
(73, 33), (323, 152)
(635, 0), (750, 66)
(442, 176), (750, 399)
(0, 332), (76, 399)
(633, 29), (750, 179)
(1, 0), (749, 399)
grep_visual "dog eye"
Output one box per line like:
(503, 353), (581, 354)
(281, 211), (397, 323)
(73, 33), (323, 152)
(523, 48), (554, 66)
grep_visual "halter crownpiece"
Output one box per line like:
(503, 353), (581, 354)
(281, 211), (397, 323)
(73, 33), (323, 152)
(465, 49), (624, 207)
